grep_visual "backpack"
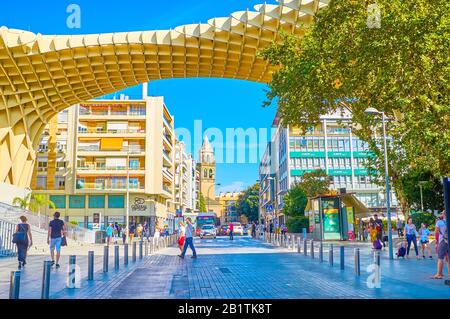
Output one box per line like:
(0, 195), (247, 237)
(373, 239), (382, 250)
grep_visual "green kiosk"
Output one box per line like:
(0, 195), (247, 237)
(307, 193), (370, 241)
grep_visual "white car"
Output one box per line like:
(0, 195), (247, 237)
(200, 224), (217, 239)
(230, 222), (244, 236)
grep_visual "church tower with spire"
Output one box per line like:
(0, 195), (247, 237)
(197, 136), (218, 212)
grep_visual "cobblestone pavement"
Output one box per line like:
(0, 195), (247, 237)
(2, 236), (450, 299)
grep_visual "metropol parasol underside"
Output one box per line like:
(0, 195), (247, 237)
(0, 0), (328, 188)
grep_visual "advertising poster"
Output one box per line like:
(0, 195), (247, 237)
(322, 198), (341, 240)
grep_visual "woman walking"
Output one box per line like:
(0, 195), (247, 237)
(15, 216), (33, 269)
(404, 217), (420, 259)
(177, 221), (186, 251)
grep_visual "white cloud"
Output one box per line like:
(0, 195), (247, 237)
(216, 181), (247, 193)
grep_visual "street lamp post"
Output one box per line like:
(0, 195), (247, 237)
(125, 152), (130, 244)
(365, 107), (394, 260)
(418, 181), (427, 212)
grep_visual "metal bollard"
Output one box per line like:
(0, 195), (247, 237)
(297, 238), (301, 253)
(145, 241), (148, 256)
(319, 242), (323, 263)
(88, 251), (94, 281)
(68, 255), (77, 288)
(310, 240), (315, 259)
(132, 241), (137, 262)
(340, 246), (345, 270)
(354, 248), (360, 276)
(41, 261), (52, 299)
(329, 244), (334, 266)
(303, 238), (307, 256)
(139, 240), (143, 260)
(103, 245), (109, 273)
(114, 245), (120, 271)
(124, 244), (129, 265)
(9, 271), (21, 299)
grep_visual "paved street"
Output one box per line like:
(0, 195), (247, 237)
(1, 236), (450, 299)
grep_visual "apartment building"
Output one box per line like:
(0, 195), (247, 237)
(32, 93), (181, 233)
(174, 141), (196, 214)
(218, 192), (242, 224)
(259, 110), (398, 226)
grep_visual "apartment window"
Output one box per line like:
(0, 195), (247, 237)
(129, 159), (139, 169)
(38, 160), (48, 169)
(89, 195), (105, 209)
(36, 176), (47, 189)
(108, 195), (125, 208)
(55, 176), (65, 189)
(49, 195), (66, 209)
(69, 195), (85, 209)
(129, 178), (139, 189)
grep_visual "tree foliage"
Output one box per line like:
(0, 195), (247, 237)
(283, 184), (308, 217)
(198, 192), (207, 212)
(235, 183), (259, 222)
(12, 194), (31, 210)
(261, 0), (450, 213)
(286, 216), (310, 233)
(299, 169), (332, 197)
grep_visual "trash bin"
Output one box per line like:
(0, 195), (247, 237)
(95, 231), (106, 244)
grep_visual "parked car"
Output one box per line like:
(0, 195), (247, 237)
(218, 225), (228, 236)
(200, 224), (217, 239)
(229, 222), (244, 236)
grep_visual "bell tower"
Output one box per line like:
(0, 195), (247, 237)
(198, 136), (216, 210)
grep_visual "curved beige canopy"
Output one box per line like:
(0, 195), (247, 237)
(0, 0), (328, 187)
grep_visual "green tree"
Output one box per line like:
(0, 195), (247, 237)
(12, 193), (31, 210)
(235, 183), (259, 222)
(261, 0), (450, 214)
(286, 216), (310, 233)
(298, 169), (332, 198)
(29, 194), (56, 217)
(282, 184), (308, 217)
(399, 169), (444, 213)
(198, 192), (207, 212)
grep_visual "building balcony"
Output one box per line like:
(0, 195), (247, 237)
(163, 116), (173, 130)
(77, 146), (145, 155)
(75, 180), (144, 191)
(77, 128), (146, 136)
(163, 150), (172, 165)
(162, 168), (174, 181)
(79, 109), (146, 118)
(76, 166), (145, 175)
(162, 185), (172, 198)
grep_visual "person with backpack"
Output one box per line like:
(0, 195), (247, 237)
(431, 212), (449, 279)
(14, 216), (33, 269)
(404, 216), (420, 259)
(373, 214), (385, 248)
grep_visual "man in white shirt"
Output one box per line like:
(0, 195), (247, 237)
(178, 218), (197, 259)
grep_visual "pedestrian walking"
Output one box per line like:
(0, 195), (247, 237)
(121, 226), (127, 244)
(419, 223), (432, 259)
(431, 212), (449, 279)
(228, 222), (234, 240)
(373, 214), (385, 248)
(404, 217), (420, 259)
(47, 211), (67, 269)
(13, 216), (33, 269)
(106, 223), (113, 245)
(143, 221), (149, 241)
(177, 221), (186, 252)
(129, 223), (135, 242)
(136, 223), (143, 239)
(251, 222), (256, 239)
(178, 217), (197, 259)
(153, 222), (161, 247)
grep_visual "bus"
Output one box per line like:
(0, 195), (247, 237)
(195, 212), (217, 236)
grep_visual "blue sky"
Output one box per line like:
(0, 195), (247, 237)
(0, 0), (278, 194)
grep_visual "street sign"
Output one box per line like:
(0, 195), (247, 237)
(265, 204), (273, 212)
